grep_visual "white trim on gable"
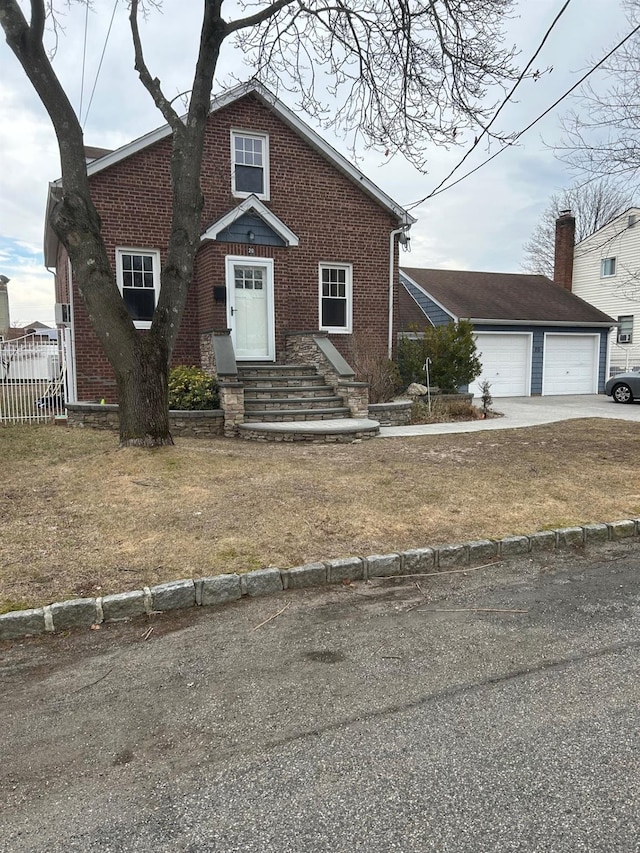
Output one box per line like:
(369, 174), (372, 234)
(399, 272), (458, 322)
(201, 196), (299, 247)
(60, 81), (414, 227)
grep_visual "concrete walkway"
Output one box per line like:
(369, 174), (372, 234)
(379, 394), (640, 437)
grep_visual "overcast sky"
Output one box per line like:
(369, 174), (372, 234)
(0, 0), (632, 326)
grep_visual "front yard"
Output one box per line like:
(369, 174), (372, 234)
(1, 420), (639, 613)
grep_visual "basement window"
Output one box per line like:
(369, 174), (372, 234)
(600, 257), (616, 277)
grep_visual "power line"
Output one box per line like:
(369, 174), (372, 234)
(78, 0), (90, 122)
(82, 0), (119, 129)
(423, 0), (574, 205)
(405, 19), (640, 210)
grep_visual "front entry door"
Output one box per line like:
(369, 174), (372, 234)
(226, 257), (275, 360)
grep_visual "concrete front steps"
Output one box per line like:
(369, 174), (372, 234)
(236, 362), (380, 442)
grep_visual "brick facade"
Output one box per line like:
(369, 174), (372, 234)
(53, 90), (407, 402)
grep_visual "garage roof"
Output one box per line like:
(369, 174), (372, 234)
(400, 268), (615, 326)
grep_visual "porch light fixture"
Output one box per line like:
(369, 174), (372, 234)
(247, 230), (255, 242)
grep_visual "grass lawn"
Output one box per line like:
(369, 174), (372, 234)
(1, 419), (639, 613)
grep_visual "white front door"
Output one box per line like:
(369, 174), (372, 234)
(226, 257), (275, 361)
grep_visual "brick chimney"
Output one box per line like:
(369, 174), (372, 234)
(553, 209), (576, 291)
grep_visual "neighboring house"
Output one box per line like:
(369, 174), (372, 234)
(44, 81), (413, 405)
(553, 208), (640, 375)
(399, 268), (615, 397)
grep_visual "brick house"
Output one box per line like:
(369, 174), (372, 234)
(45, 82), (413, 438)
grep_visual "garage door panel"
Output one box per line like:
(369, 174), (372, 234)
(543, 335), (598, 395)
(469, 334), (531, 398)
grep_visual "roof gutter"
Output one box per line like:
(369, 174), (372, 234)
(468, 318), (617, 328)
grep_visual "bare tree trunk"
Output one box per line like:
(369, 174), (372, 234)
(115, 338), (172, 447)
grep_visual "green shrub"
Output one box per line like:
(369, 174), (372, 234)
(168, 366), (219, 410)
(397, 320), (482, 393)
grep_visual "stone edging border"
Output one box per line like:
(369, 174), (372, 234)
(2, 518), (639, 642)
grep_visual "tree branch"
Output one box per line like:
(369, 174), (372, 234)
(224, 0), (298, 35)
(129, 0), (182, 132)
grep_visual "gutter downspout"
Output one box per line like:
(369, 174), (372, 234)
(388, 226), (409, 359)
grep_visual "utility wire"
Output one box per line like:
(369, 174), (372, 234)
(424, 0), (574, 204)
(78, 0), (90, 122)
(82, 0), (119, 129)
(406, 20), (640, 210)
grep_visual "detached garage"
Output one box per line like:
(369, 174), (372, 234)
(399, 268), (615, 397)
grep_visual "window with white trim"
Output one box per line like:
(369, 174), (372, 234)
(617, 315), (634, 344)
(231, 131), (269, 198)
(319, 263), (352, 333)
(116, 249), (160, 329)
(601, 257), (616, 277)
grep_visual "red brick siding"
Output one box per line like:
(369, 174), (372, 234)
(58, 93), (401, 400)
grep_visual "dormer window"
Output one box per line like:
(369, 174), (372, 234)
(231, 131), (269, 199)
(600, 257), (616, 277)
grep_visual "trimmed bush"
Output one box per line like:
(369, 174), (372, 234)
(168, 366), (219, 410)
(397, 320), (482, 393)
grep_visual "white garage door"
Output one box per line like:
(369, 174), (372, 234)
(468, 333), (531, 398)
(543, 334), (598, 395)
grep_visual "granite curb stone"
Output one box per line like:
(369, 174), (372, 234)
(556, 526), (585, 548)
(499, 536), (530, 557)
(467, 540), (499, 563)
(325, 557), (365, 584)
(401, 548), (436, 574)
(2, 519), (640, 641)
(366, 553), (402, 578)
(437, 544), (469, 569)
(282, 562), (327, 589)
(608, 519), (637, 539)
(582, 523), (610, 544)
(201, 574), (242, 606)
(50, 598), (98, 631)
(150, 580), (196, 612)
(529, 530), (558, 551)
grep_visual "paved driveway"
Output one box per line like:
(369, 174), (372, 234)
(380, 394), (640, 436)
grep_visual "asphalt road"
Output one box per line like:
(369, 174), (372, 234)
(1, 541), (639, 852)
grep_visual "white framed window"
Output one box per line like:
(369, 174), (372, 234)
(617, 315), (634, 344)
(319, 263), (352, 334)
(231, 131), (269, 199)
(601, 257), (616, 277)
(116, 248), (161, 330)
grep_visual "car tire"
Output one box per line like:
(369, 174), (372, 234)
(612, 383), (634, 404)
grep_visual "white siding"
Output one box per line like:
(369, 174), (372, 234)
(572, 208), (640, 373)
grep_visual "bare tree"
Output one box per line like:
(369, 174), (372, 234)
(0, 0), (521, 446)
(522, 178), (633, 277)
(557, 0), (640, 187)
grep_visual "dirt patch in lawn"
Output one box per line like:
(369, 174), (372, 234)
(1, 419), (639, 611)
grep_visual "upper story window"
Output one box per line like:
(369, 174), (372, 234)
(116, 248), (160, 330)
(617, 315), (634, 344)
(231, 131), (269, 199)
(600, 257), (616, 277)
(319, 263), (352, 334)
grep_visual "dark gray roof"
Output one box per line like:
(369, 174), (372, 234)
(400, 267), (616, 325)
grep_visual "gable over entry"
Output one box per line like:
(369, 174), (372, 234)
(201, 195), (299, 247)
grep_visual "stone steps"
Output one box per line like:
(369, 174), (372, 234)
(234, 362), (379, 440)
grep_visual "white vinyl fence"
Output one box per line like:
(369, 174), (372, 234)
(0, 334), (66, 424)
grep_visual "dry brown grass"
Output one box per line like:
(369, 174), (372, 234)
(1, 419), (639, 612)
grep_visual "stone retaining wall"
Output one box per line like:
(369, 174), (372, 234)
(67, 403), (224, 438)
(2, 518), (638, 640)
(368, 400), (412, 426)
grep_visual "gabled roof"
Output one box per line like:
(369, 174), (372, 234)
(575, 206), (640, 248)
(45, 81), (414, 265)
(201, 196), (299, 246)
(400, 267), (616, 326)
